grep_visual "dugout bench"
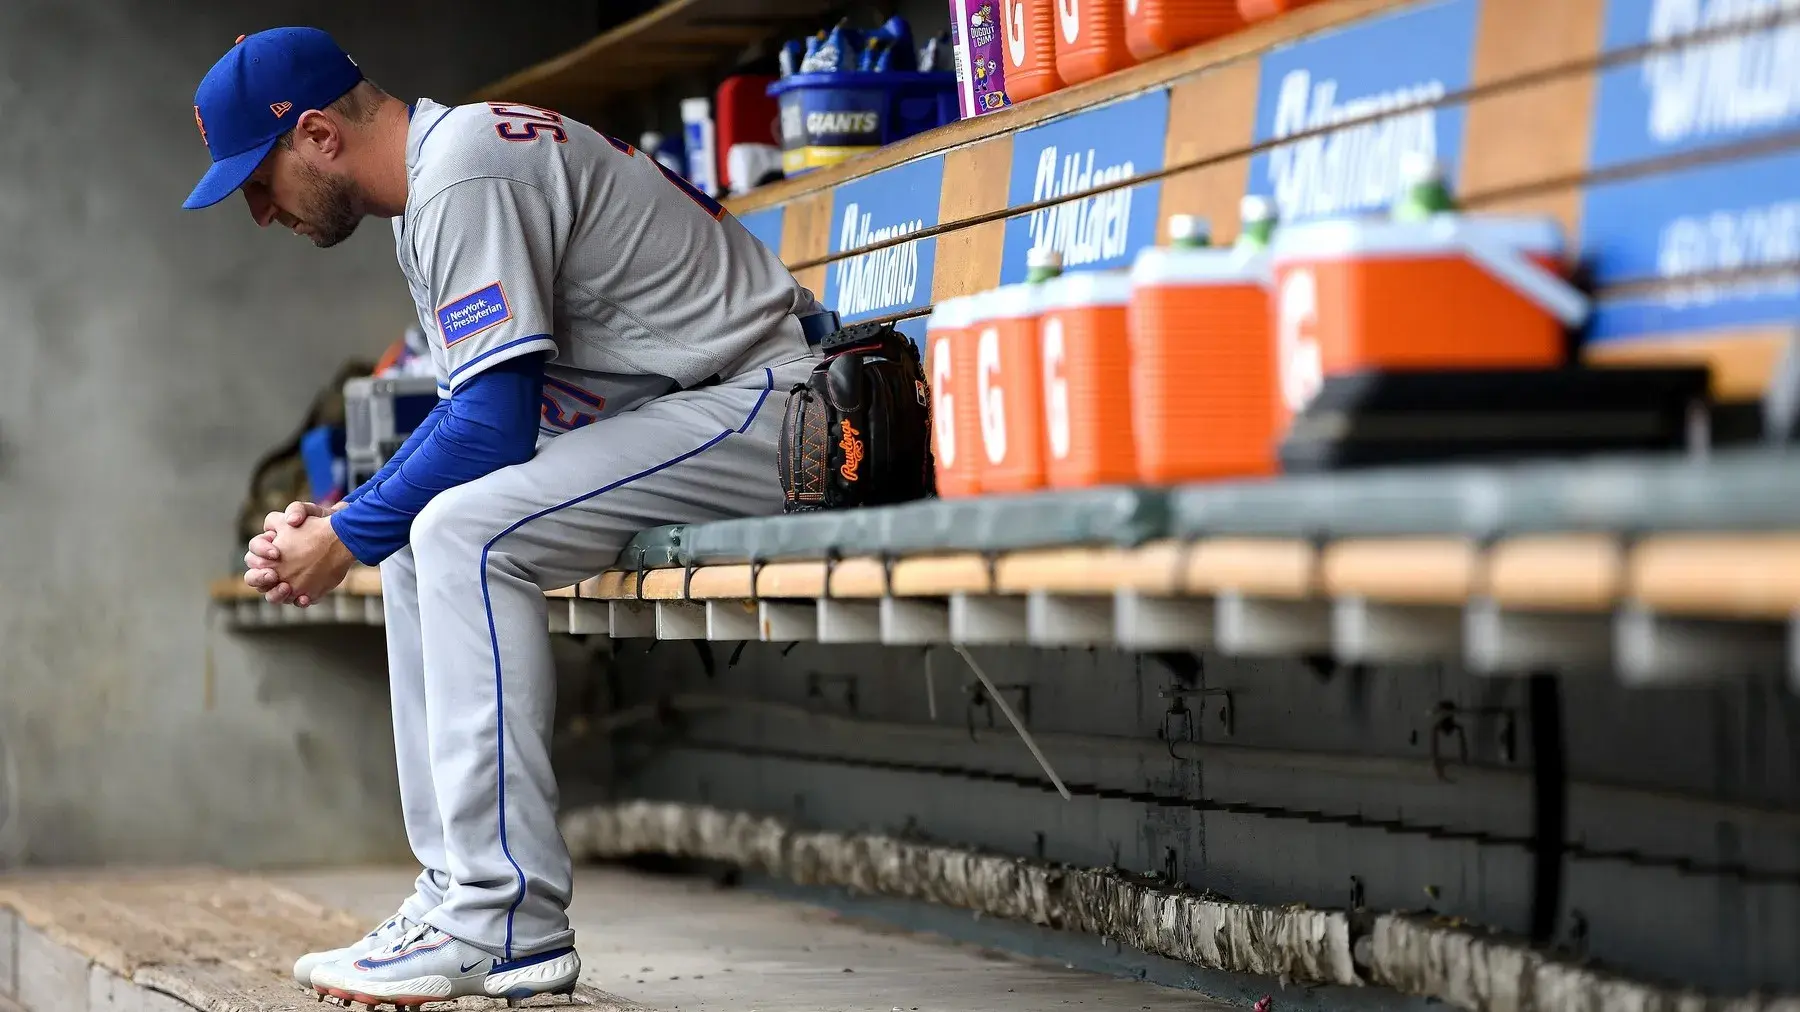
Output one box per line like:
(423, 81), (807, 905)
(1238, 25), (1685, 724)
(215, 448), (1800, 689)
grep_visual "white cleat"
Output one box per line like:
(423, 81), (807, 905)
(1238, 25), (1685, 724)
(293, 913), (418, 990)
(312, 923), (580, 1010)
(486, 944), (582, 1007)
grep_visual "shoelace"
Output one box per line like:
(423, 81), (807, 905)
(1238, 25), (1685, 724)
(362, 914), (417, 943)
(377, 921), (437, 956)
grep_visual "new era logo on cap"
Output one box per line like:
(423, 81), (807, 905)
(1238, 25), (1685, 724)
(181, 27), (364, 209)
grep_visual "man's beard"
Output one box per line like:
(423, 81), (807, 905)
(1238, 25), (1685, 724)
(295, 159), (362, 248)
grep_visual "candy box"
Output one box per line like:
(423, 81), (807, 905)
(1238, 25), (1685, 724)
(949, 0), (1012, 117)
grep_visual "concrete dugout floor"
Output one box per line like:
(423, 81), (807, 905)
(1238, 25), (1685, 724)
(277, 866), (1227, 1012)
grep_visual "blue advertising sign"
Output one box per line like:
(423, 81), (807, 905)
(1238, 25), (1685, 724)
(735, 206), (786, 257)
(824, 154), (946, 321)
(1246, 0), (1479, 224)
(999, 90), (1171, 284)
(1588, 284), (1800, 343)
(1582, 146), (1800, 342)
(1590, 0), (1800, 170)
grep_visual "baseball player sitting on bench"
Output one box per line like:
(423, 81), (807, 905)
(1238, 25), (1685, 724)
(188, 28), (827, 1008)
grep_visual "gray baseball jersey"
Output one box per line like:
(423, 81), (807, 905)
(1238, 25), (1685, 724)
(394, 97), (819, 435)
(371, 98), (821, 964)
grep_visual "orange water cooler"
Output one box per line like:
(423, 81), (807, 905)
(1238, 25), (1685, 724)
(1037, 271), (1136, 488)
(1124, 0), (1248, 61)
(1055, 0), (1138, 85)
(970, 267), (1057, 494)
(1129, 214), (1279, 482)
(1267, 215), (1590, 422)
(1002, 0), (1065, 102)
(926, 296), (982, 498)
(1469, 218), (1572, 276)
(1237, 0), (1323, 22)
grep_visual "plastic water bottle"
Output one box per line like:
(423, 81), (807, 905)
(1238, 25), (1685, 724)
(875, 16), (917, 71)
(859, 35), (885, 72)
(919, 32), (950, 72)
(1167, 215), (1213, 249)
(778, 39), (805, 77)
(1392, 152), (1456, 223)
(1026, 247), (1064, 283)
(802, 22), (860, 73)
(1236, 196), (1277, 252)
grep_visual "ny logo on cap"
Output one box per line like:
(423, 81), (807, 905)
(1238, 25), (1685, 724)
(270, 101), (293, 118)
(193, 105), (208, 147)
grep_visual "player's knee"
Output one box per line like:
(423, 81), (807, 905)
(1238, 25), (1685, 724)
(410, 484), (497, 558)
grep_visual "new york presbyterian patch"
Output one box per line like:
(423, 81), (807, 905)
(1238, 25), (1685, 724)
(437, 282), (512, 346)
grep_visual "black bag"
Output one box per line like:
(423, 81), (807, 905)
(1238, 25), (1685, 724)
(778, 321), (935, 512)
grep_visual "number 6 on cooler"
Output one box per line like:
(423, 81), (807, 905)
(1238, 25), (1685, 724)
(1041, 317), (1071, 461)
(977, 325), (1008, 465)
(1277, 267), (1323, 414)
(925, 297), (981, 498)
(931, 335), (958, 471)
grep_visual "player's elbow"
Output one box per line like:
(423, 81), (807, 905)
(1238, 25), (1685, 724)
(496, 427), (539, 468)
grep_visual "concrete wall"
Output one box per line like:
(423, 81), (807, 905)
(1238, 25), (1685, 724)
(617, 642), (1800, 995)
(0, 0), (591, 866)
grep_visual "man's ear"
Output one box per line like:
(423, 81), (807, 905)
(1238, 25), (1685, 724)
(293, 109), (341, 157)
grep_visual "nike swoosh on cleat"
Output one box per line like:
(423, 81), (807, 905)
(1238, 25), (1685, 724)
(460, 960), (487, 973)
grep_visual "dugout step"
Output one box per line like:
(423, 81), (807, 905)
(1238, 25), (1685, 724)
(0, 870), (630, 1012)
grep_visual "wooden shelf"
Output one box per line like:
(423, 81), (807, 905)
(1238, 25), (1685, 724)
(471, 0), (840, 117)
(722, 0), (1407, 215)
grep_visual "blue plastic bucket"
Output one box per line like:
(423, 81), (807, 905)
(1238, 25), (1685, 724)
(768, 71), (958, 175)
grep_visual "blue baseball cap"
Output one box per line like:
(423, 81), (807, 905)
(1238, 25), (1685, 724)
(183, 28), (365, 210)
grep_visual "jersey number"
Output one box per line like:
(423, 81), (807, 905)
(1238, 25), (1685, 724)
(541, 377), (604, 432)
(488, 103), (567, 143)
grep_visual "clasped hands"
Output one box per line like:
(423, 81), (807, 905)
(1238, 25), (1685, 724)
(243, 501), (358, 607)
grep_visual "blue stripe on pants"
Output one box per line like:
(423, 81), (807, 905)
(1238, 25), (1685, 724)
(478, 368), (773, 957)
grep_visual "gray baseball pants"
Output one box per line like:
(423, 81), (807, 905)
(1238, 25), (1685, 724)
(378, 349), (815, 961)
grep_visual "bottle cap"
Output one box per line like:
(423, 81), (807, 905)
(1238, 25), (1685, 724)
(1167, 214), (1211, 244)
(1240, 195), (1275, 223)
(1400, 151), (1444, 187)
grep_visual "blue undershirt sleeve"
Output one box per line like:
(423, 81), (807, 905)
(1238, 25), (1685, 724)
(342, 398), (449, 504)
(331, 354), (546, 566)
